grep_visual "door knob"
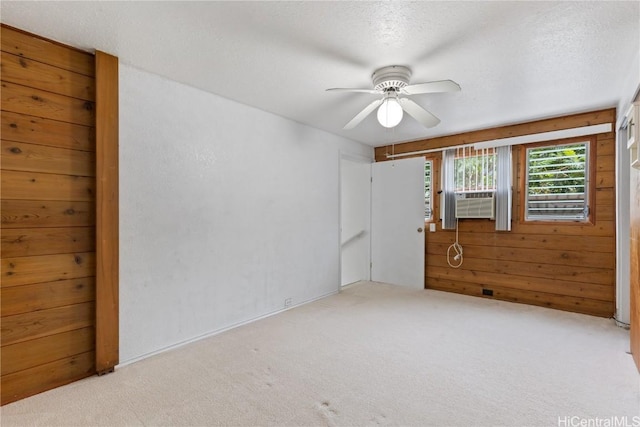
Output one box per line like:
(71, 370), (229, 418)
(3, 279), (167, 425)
(417, 227), (423, 233)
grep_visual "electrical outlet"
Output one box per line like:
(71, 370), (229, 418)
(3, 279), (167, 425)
(482, 289), (493, 296)
(284, 298), (292, 308)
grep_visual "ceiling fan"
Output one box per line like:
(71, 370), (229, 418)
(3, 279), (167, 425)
(327, 65), (461, 130)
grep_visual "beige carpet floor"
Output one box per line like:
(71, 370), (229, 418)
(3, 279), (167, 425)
(1, 281), (639, 426)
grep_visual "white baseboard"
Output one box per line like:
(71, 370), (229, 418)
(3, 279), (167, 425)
(117, 288), (340, 368)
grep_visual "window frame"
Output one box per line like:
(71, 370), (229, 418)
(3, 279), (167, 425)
(424, 159), (434, 222)
(423, 154), (441, 224)
(519, 136), (596, 224)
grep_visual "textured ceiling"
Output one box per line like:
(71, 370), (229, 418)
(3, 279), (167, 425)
(1, 1), (639, 147)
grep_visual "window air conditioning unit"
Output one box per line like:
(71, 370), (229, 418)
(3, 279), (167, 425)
(455, 191), (495, 219)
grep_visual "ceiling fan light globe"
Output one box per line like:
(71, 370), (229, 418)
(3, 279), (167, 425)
(377, 98), (403, 128)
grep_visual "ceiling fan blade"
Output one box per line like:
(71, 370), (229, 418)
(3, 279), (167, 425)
(344, 99), (383, 130)
(326, 88), (382, 95)
(399, 98), (441, 128)
(400, 80), (461, 95)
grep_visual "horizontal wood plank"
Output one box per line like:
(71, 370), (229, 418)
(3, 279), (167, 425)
(1, 170), (95, 202)
(519, 219), (614, 236)
(1, 111), (94, 152)
(425, 231), (615, 253)
(595, 206), (614, 222)
(1, 200), (95, 229)
(1, 327), (94, 375)
(1, 226), (95, 258)
(426, 243), (614, 269)
(449, 219), (616, 237)
(595, 188), (614, 207)
(1, 277), (95, 317)
(596, 154), (614, 173)
(596, 138), (614, 156)
(2, 140), (95, 177)
(1, 81), (94, 126)
(428, 278), (614, 317)
(1, 350), (95, 405)
(1, 51), (95, 101)
(1, 302), (95, 346)
(426, 254), (614, 286)
(426, 220), (616, 236)
(1, 25), (94, 76)
(1, 252), (95, 288)
(595, 170), (615, 189)
(427, 265), (614, 301)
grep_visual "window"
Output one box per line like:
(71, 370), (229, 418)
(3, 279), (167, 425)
(424, 160), (433, 220)
(454, 147), (496, 192)
(442, 147), (510, 230)
(525, 141), (589, 221)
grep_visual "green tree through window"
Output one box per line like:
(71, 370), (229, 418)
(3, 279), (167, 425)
(454, 147), (496, 192)
(526, 142), (589, 220)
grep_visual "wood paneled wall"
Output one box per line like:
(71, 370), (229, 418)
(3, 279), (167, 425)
(631, 138), (640, 371)
(375, 109), (616, 317)
(1, 25), (96, 404)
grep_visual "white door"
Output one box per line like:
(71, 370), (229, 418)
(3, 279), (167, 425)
(371, 157), (425, 289)
(340, 157), (371, 286)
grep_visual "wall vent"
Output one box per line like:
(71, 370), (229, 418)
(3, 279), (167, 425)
(455, 191), (495, 219)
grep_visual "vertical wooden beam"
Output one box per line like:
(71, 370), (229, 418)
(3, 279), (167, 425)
(631, 163), (640, 372)
(95, 51), (119, 374)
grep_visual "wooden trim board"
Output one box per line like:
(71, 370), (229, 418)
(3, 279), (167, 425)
(95, 51), (119, 374)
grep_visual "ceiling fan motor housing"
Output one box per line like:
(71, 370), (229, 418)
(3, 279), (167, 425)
(372, 65), (411, 91)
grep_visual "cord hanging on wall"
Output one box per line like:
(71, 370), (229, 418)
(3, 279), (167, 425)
(447, 218), (463, 268)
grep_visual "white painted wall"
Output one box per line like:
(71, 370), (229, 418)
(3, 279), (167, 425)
(340, 156), (371, 286)
(616, 49), (640, 128)
(615, 48), (639, 327)
(119, 64), (373, 363)
(616, 126), (631, 326)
